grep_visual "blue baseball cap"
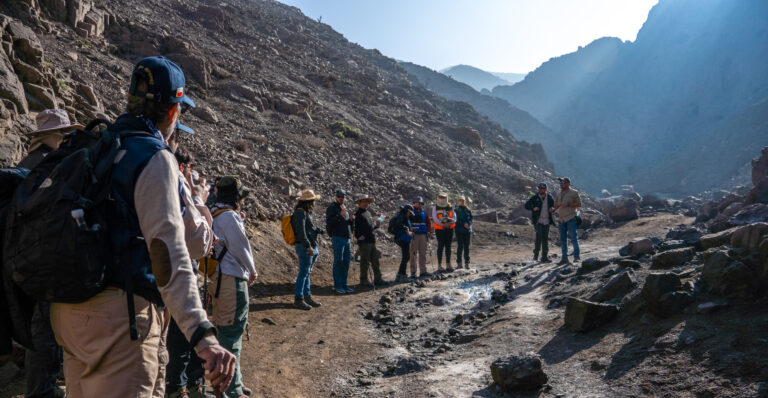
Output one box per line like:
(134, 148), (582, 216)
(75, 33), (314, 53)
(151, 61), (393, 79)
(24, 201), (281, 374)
(129, 56), (196, 108)
(175, 121), (195, 135)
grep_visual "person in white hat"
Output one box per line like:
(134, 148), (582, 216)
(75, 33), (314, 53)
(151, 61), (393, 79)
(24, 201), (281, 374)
(353, 194), (386, 288)
(292, 189), (324, 310)
(18, 108), (83, 170)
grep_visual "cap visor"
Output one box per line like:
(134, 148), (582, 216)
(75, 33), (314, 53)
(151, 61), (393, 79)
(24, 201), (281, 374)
(180, 94), (195, 108)
(176, 121), (195, 135)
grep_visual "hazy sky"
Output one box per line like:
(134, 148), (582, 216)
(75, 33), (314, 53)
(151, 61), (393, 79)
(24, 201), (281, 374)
(278, 0), (658, 73)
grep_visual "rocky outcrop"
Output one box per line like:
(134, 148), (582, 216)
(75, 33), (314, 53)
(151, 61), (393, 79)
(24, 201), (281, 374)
(619, 237), (656, 258)
(608, 198), (639, 222)
(641, 272), (693, 318)
(490, 353), (548, 392)
(651, 248), (694, 269)
(564, 297), (618, 332)
(590, 271), (635, 302)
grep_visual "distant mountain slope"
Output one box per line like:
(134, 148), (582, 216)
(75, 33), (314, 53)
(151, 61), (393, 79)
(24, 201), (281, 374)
(403, 61), (557, 161)
(491, 0), (768, 195)
(488, 71), (526, 86)
(441, 64), (515, 91)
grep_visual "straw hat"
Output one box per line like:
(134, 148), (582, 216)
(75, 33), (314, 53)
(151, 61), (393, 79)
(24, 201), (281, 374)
(296, 189), (321, 201)
(437, 192), (448, 198)
(29, 109), (83, 136)
(355, 194), (373, 204)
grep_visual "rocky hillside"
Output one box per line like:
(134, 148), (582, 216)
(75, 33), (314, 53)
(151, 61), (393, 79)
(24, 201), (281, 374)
(0, 0), (556, 217)
(401, 61), (559, 157)
(440, 64), (514, 92)
(492, 0), (768, 196)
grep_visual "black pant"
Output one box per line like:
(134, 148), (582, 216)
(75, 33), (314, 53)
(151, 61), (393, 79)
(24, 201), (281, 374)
(534, 223), (550, 257)
(456, 231), (471, 264)
(166, 317), (205, 394)
(436, 228), (454, 265)
(25, 301), (63, 398)
(396, 239), (411, 275)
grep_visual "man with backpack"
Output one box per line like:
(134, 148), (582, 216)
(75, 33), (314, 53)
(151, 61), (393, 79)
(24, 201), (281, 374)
(9, 56), (237, 397)
(18, 109), (80, 398)
(409, 196), (431, 278)
(525, 183), (555, 263)
(555, 177), (582, 264)
(208, 176), (257, 398)
(326, 189), (354, 294)
(431, 193), (457, 272)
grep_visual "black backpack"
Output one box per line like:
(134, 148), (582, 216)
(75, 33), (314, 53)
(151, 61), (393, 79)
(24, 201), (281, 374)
(3, 119), (127, 304)
(387, 212), (402, 234)
(0, 167), (34, 350)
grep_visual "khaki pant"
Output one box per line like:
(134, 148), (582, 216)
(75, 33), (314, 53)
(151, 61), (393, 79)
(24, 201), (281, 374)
(208, 272), (240, 326)
(50, 289), (164, 398)
(410, 233), (428, 275)
(152, 308), (171, 398)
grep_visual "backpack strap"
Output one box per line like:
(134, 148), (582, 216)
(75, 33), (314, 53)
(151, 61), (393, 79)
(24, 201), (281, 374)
(210, 208), (233, 299)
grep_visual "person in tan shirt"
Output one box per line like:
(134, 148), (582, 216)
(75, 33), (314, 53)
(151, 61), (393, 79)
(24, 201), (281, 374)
(554, 177), (582, 264)
(49, 57), (235, 398)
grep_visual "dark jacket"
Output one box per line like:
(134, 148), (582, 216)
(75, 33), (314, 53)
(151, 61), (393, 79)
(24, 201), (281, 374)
(292, 208), (319, 248)
(393, 209), (412, 242)
(354, 207), (376, 244)
(17, 144), (54, 170)
(524, 193), (555, 225)
(325, 201), (353, 239)
(455, 205), (473, 233)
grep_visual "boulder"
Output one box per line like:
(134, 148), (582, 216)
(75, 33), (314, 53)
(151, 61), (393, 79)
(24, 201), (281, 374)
(619, 237), (655, 258)
(590, 271), (635, 302)
(616, 258), (642, 269)
(696, 201), (719, 223)
(490, 353), (548, 392)
(274, 95), (305, 115)
(730, 223), (768, 250)
(651, 248), (694, 269)
(759, 238), (768, 285)
(191, 105), (219, 124)
(23, 82), (57, 111)
(564, 297), (618, 332)
(0, 49), (28, 114)
(658, 240), (688, 252)
(701, 249), (732, 288)
(730, 203), (768, 226)
(578, 258), (611, 274)
(641, 273), (692, 317)
(700, 227), (739, 250)
(641, 194), (668, 209)
(7, 20), (44, 66)
(665, 226), (704, 246)
(608, 198), (639, 222)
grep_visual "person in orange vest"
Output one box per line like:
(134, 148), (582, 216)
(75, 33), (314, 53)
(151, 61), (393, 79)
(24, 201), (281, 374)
(431, 193), (457, 272)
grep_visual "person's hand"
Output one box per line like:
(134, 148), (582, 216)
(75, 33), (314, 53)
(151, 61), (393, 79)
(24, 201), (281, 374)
(306, 246), (313, 255)
(464, 223), (469, 229)
(198, 344), (236, 393)
(375, 220), (381, 227)
(248, 272), (257, 286)
(533, 207), (539, 211)
(340, 207), (347, 217)
(191, 177), (210, 203)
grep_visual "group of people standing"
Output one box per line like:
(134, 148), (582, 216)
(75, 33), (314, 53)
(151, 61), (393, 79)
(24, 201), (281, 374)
(524, 177), (582, 264)
(286, 190), (474, 310)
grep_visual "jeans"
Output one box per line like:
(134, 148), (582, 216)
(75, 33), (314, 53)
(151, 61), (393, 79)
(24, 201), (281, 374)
(534, 223), (551, 258)
(455, 231), (471, 264)
(331, 236), (351, 290)
(396, 239), (411, 276)
(165, 318), (204, 394)
(25, 301), (63, 398)
(558, 219), (580, 259)
(216, 277), (249, 398)
(295, 244), (319, 299)
(435, 228), (454, 266)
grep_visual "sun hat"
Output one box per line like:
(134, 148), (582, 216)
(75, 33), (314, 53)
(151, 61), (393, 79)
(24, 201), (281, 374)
(216, 176), (250, 202)
(412, 196), (424, 204)
(402, 204), (415, 214)
(558, 177), (571, 184)
(29, 109), (83, 136)
(296, 189), (321, 201)
(355, 194), (373, 204)
(437, 193), (448, 198)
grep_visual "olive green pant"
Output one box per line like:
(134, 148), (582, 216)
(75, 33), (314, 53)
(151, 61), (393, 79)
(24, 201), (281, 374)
(358, 243), (383, 284)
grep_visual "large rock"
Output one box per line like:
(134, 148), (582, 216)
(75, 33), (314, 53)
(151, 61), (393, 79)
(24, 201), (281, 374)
(23, 83), (57, 111)
(730, 203), (768, 226)
(619, 237), (655, 258)
(578, 258), (611, 274)
(191, 105), (219, 123)
(608, 198), (639, 222)
(590, 271), (635, 302)
(564, 297), (618, 332)
(665, 226), (704, 246)
(701, 249), (732, 288)
(700, 227), (739, 250)
(651, 248), (694, 269)
(641, 273), (693, 317)
(0, 48), (28, 114)
(490, 353), (548, 392)
(730, 222), (768, 250)
(274, 95), (305, 115)
(7, 20), (44, 66)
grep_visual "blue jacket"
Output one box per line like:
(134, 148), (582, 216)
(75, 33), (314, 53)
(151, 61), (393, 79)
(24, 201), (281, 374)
(455, 205), (473, 233)
(410, 209), (430, 234)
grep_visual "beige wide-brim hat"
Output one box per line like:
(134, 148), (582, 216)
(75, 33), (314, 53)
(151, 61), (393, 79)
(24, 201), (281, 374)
(29, 109), (83, 136)
(355, 194), (374, 204)
(437, 193), (448, 198)
(296, 189), (321, 201)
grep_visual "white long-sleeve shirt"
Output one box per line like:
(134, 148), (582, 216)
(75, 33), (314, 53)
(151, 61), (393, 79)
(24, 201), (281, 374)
(211, 204), (257, 281)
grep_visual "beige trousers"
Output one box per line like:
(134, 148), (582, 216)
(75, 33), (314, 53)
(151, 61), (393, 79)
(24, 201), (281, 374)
(208, 272), (239, 326)
(50, 289), (164, 398)
(410, 233), (428, 274)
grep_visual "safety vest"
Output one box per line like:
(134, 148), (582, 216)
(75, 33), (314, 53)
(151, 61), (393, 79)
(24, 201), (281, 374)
(411, 210), (429, 234)
(433, 206), (456, 230)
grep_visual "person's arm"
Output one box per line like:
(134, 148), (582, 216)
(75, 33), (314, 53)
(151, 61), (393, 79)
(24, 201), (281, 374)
(134, 151), (218, 350)
(467, 210), (473, 225)
(524, 195), (536, 211)
(292, 210), (310, 248)
(181, 178), (214, 259)
(218, 213), (256, 277)
(572, 192), (582, 208)
(431, 206), (439, 226)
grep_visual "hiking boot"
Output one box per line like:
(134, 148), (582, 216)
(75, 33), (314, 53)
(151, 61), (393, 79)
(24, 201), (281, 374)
(305, 295), (322, 307)
(445, 265), (454, 272)
(437, 264), (444, 272)
(243, 386), (253, 396)
(373, 279), (388, 287)
(573, 256), (581, 262)
(557, 258), (570, 265)
(358, 282), (374, 289)
(294, 298), (312, 310)
(533, 254), (539, 261)
(344, 286), (355, 293)
(187, 387), (217, 398)
(456, 262), (462, 269)
(334, 288), (346, 294)
(395, 273), (408, 283)
(419, 272), (432, 278)
(541, 256), (552, 263)
(410, 273), (417, 279)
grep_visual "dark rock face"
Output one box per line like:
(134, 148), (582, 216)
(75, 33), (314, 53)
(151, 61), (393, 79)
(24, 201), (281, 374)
(651, 248), (694, 269)
(490, 353), (548, 392)
(700, 227), (739, 250)
(641, 272), (693, 317)
(590, 271), (635, 302)
(746, 146), (768, 204)
(730, 223), (768, 250)
(702, 249), (760, 299)
(564, 297), (618, 332)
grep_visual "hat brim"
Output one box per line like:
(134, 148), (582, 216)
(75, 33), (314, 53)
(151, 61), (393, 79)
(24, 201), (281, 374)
(29, 124), (84, 136)
(173, 94), (196, 108)
(355, 198), (373, 204)
(296, 194), (321, 201)
(176, 121), (195, 135)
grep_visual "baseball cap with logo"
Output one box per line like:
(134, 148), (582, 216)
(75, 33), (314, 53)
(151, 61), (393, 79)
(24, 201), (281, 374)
(129, 56), (196, 109)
